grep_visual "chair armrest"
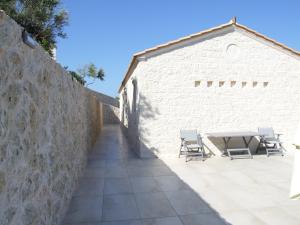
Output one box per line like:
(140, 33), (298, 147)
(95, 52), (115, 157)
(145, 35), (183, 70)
(259, 135), (266, 141)
(275, 133), (283, 139)
(181, 138), (187, 145)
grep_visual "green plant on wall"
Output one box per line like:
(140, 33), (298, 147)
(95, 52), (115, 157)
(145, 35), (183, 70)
(0, 0), (68, 56)
(77, 63), (105, 85)
(68, 70), (86, 85)
(65, 64), (105, 86)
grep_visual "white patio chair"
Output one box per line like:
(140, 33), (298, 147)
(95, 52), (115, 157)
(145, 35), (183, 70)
(179, 130), (205, 162)
(257, 127), (284, 157)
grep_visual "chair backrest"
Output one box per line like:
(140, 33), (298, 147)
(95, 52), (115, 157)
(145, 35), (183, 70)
(258, 127), (275, 138)
(197, 134), (204, 146)
(180, 130), (198, 142)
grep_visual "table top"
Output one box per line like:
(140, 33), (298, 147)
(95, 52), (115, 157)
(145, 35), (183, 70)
(206, 131), (260, 138)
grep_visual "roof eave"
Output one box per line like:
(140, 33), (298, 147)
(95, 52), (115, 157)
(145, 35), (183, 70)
(118, 22), (233, 93)
(118, 21), (300, 93)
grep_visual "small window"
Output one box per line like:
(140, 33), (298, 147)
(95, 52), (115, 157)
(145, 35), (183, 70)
(194, 81), (201, 87)
(207, 81), (213, 87)
(263, 82), (269, 87)
(219, 81), (225, 87)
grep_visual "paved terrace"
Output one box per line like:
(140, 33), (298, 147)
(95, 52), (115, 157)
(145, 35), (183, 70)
(61, 125), (300, 225)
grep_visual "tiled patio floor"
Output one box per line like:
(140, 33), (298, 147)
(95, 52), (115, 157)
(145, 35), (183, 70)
(61, 125), (300, 225)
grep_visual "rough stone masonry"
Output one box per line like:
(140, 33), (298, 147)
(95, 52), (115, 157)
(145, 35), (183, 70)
(0, 11), (104, 225)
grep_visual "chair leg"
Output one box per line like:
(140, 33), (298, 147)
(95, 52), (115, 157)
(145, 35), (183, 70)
(265, 143), (284, 157)
(256, 141), (262, 154)
(278, 143), (284, 156)
(201, 148), (205, 161)
(247, 148), (253, 159)
(179, 144), (183, 158)
(186, 147), (192, 162)
(228, 150), (233, 160)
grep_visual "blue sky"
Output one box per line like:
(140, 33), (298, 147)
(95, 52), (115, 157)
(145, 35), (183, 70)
(57, 0), (300, 97)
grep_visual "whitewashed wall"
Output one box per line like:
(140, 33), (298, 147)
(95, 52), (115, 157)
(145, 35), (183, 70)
(121, 26), (300, 157)
(120, 77), (141, 156)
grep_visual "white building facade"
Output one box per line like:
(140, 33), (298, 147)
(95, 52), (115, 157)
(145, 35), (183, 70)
(119, 20), (300, 158)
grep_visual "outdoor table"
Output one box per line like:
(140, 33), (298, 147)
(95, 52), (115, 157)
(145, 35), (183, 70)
(206, 131), (260, 159)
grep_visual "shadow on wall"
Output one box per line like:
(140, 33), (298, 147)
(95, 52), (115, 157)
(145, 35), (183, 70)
(85, 93), (103, 150)
(102, 104), (120, 125)
(120, 80), (160, 158)
(120, 84), (265, 159)
(89, 90), (120, 125)
(138, 94), (161, 157)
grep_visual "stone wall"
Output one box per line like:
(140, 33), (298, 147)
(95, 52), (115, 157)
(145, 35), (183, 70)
(102, 104), (119, 124)
(120, 25), (300, 157)
(89, 90), (120, 124)
(0, 11), (103, 225)
(89, 89), (119, 107)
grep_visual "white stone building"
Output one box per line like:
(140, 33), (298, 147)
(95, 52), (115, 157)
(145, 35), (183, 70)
(119, 19), (300, 158)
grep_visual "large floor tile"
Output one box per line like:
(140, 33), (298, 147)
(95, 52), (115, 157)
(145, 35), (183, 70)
(135, 192), (176, 219)
(180, 213), (228, 225)
(165, 190), (212, 215)
(220, 210), (266, 225)
(101, 152), (122, 160)
(83, 167), (105, 178)
(139, 159), (165, 167)
(252, 207), (300, 225)
(61, 223), (101, 225)
(87, 159), (106, 168)
(126, 166), (153, 177)
(154, 176), (189, 191)
(143, 217), (183, 225)
(104, 178), (132, 195)
(62, 196), (102, 224)
(220, 170), (256, 187)
(130, 177), (161, 193)
(61, 125), (298, 225)
(102, 194), (140, 221)
(151, 166), (175, 177)
(222, 188), (277, 210)
(104, 166), (128, 178)
(194, 188), (243, 214)
(280, 204), (300, 219)
(102, 220), (142, 225)
(74, 178), (104, 196)
(106, 159), (125, 168)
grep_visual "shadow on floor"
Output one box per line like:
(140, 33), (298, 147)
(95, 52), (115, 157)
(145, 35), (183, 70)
(61, 125), (232, 225)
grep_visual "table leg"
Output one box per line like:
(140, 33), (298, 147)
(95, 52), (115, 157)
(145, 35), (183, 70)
(242, 136), (253, 148)
(256, 135), (263, 153)
(222, 137), (231, 156)
(242, 136), (253, 158)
